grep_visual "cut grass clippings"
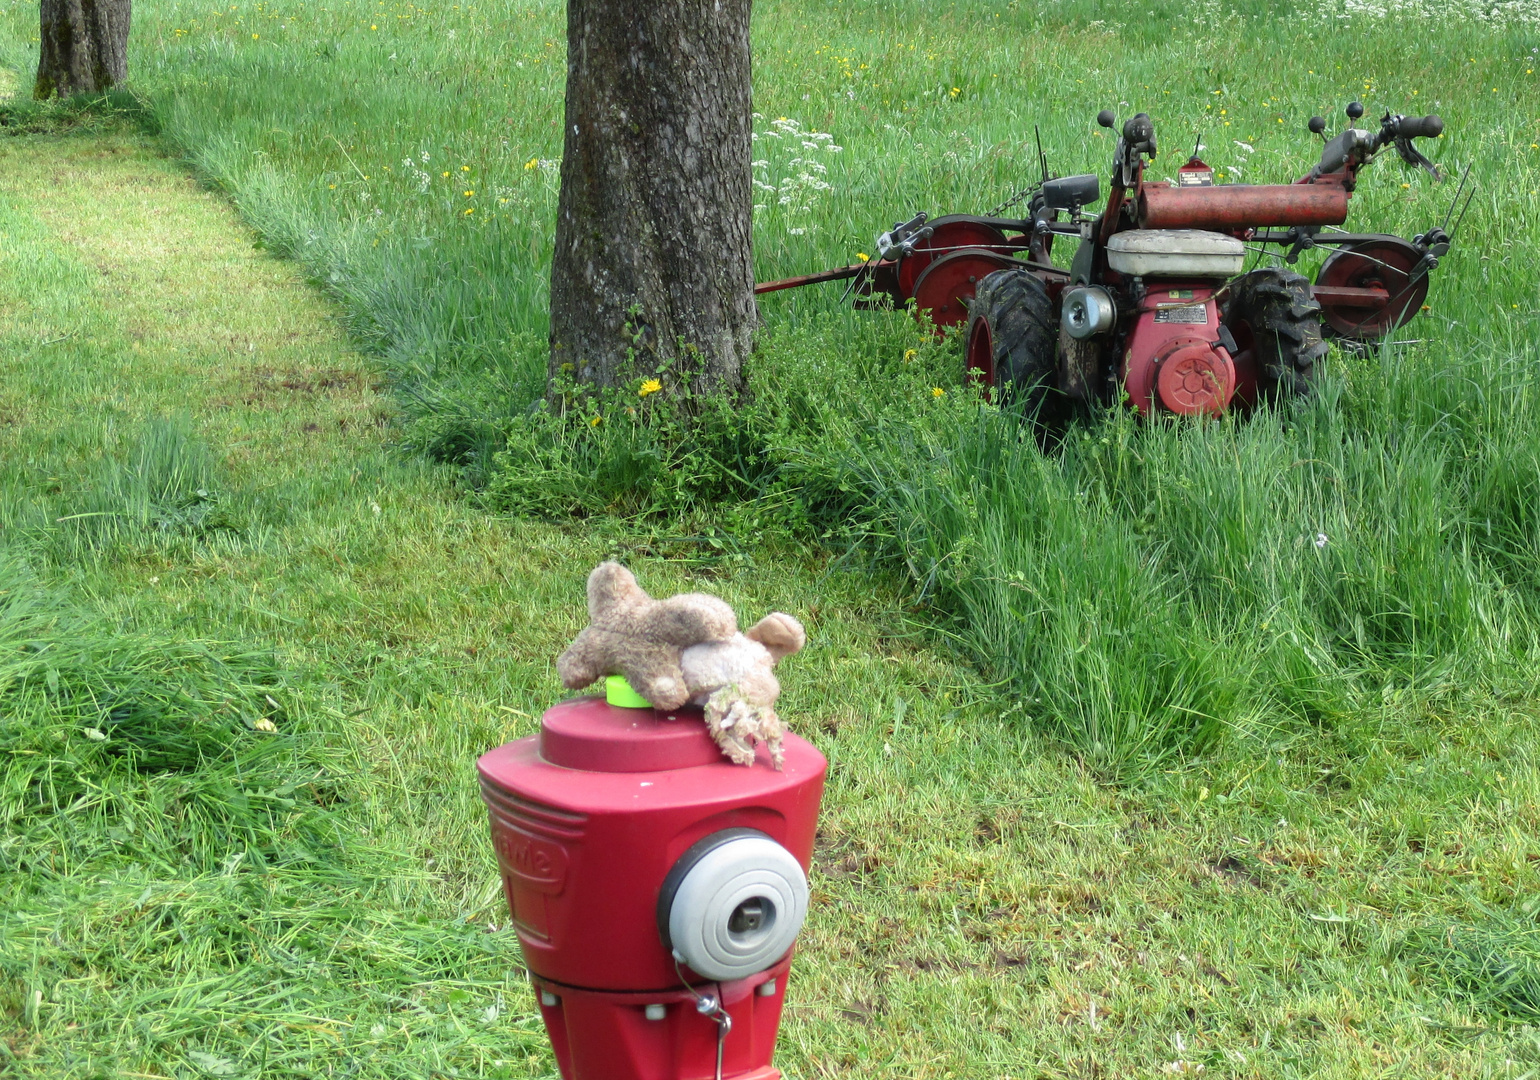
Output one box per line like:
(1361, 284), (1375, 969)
(1409, 905), (1540, 1025)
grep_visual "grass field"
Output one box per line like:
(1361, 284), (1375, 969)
(2, 0), (1540, 1076)
(4, 0), (1536, 764)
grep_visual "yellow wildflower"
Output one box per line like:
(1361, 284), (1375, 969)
(464, 190), (474, 196)
(462, 165), (471, 171)
(524, 158), (539, 170)
(931, 387), (945, 398)
(638, 378), (662, 397)
(464, 207), (474, 215)
(903, 348), (916, 362)
(589, 415), (603, 427)
(856, 252), (870, 263)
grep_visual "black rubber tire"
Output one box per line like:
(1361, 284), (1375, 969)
(966, 269), (1059, 417)
(1222, 267), (1329, 401)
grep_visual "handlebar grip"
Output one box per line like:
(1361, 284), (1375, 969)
(1399, 114), (1444, 139)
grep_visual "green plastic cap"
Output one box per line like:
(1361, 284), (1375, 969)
(605, 675), (653, 709)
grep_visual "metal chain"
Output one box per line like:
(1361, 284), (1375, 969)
(698, 994), (731, 1080)
(986, 184), (1038, 219)
(675, 957), (733, 1080)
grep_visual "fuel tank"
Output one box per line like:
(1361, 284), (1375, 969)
(1137, 183), (1349, 230)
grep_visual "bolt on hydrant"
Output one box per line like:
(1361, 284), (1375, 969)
(477, 563), (826, 1080)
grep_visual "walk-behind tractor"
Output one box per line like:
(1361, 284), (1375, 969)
(757, 102), (1468, 417)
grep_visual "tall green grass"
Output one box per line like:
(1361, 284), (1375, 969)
(50, 419), (253, 560)
(788, 338), (1540, 768)
(5, 0), (1532, 448)
(4, 0), (1536, 767)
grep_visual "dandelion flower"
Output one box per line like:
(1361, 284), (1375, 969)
(931, 387), (945, 398)
(638, 378), (663, 398)
(903, 349), (917, 362)
(462, 165), (471, 171)
(442, 171), (450, 177)
(464, 207), (474, 215)
(590, 415), (603, 427)
(464, 189), (474, 196)
(524, 158), (539, 170)
(856, 252), (870, 263)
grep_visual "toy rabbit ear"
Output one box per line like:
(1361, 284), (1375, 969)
(586, 561), (643, 617)
(745, 612), (805, 662)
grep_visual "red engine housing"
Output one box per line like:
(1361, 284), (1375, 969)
(1121, 285), (1243, 415)
(478, 696), (827, 1080)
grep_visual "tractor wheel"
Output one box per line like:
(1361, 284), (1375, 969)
(965, 269), (1060, 418)
(1222, 267), (1329, 404)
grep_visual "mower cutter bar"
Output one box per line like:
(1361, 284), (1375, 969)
(754, 264), (868, 295)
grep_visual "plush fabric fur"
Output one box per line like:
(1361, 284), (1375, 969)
(680, 612), (806, 768)
(555, 562), (737, 711)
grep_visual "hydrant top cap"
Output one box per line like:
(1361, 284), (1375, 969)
(538, 695), (726, 772)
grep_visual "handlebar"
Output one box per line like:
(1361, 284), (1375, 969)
(1391, 114), (1444, 140)
(1377, 112), (1445, 179)
(1311, 109), (1447, 180)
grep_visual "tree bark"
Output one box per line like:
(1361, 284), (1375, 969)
(549, 0), (755, 400)
(35, 0), (130, 100)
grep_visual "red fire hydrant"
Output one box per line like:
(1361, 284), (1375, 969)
(477, 677), (827, 1080)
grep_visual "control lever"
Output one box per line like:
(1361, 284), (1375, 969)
(875, 212), (932, 260)
(1383, 113), (1445, 180)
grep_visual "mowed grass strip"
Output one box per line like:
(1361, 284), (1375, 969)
(0, 128), (1537, 1078)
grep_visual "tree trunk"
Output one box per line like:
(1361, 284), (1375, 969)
(35, 0), (130, 100)
(549, 0), (755, 400)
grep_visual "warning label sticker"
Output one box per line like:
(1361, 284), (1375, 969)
(1154, 305), (1209, 324)
(1178, 169), (1215, 187)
